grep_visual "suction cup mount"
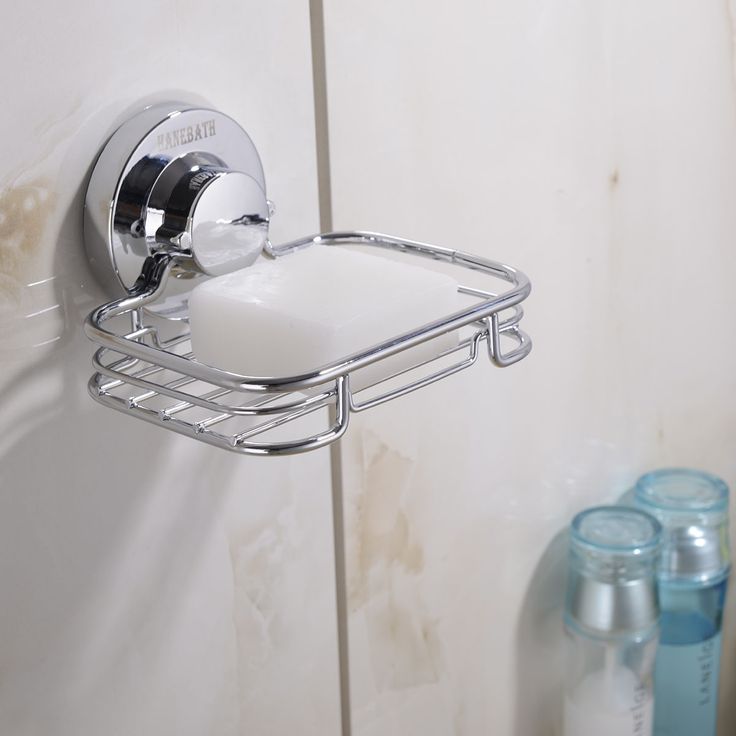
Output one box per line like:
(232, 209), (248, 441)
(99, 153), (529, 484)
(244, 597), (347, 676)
(84, 102), (270, 299)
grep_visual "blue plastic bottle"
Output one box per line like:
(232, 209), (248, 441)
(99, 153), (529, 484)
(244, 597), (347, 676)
(634, 469), (730, 736)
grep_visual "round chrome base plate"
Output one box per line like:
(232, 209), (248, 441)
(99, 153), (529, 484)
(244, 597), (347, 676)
(84, 101), (266, 304)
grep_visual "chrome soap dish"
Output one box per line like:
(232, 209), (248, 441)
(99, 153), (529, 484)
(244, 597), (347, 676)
(83, 102), (532, 456)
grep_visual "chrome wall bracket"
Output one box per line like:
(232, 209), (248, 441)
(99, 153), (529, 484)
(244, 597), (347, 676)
(85, 102), (270, 301)
(83, 102), (533, 456)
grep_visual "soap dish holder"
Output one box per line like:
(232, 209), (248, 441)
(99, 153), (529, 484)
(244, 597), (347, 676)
(83, 103), (532, 456)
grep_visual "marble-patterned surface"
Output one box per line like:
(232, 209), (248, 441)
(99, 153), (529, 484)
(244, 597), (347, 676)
(0, 3), (340, 735)
(323, 1), (736, 734)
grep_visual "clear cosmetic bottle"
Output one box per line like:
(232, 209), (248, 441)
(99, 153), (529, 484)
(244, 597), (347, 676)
(564, 506), (662, 736)
(634, 468), (731, 736)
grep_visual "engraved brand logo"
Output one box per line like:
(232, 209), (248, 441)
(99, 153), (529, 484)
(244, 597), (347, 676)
(157, 119), (216, 150)
(189, 171), (215, 190)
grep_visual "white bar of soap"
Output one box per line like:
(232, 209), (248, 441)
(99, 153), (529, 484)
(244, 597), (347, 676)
(188, 245), (464, 390)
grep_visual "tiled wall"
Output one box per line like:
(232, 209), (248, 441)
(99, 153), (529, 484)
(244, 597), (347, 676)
(0, 3), (340, 735)
(323, 1), (736, 734)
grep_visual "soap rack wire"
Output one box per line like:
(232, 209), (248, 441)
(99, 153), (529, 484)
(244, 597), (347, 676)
(85, 231), (531, 455)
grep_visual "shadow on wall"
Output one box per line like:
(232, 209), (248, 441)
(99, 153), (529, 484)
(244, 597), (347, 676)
(0, 328), (234, 731)
(514, 529), (568, 736)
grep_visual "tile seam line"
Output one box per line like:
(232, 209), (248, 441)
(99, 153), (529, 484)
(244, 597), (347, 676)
(309, 4), (350, 736)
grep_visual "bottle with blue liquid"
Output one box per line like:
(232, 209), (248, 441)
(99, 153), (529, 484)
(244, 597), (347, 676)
(634, 468), (731, 736)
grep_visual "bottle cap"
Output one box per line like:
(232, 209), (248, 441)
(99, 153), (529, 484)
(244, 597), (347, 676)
(634, 468), (730, 584)
(566, 506), (661, 637)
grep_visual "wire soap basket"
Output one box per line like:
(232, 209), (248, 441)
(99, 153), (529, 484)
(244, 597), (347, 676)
(83, 103), (532, 456)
